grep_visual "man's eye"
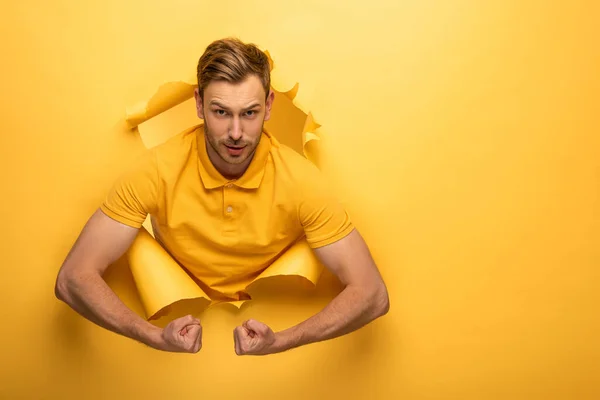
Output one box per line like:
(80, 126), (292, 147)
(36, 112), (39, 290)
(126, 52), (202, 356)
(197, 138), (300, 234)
(245, 110), (256, 117)
(215, 109), (226, 116)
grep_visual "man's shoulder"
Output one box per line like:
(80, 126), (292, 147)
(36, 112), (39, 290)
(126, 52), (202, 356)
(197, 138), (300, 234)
(269, 141), (326, 193)
(117, 125), (199, 188)
(152, 125), (198, 156)
(271, 142), (320, 176)
(148, 125), (199, 171)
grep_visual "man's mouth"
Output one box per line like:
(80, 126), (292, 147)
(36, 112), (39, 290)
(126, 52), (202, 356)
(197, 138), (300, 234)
(225, 145), (246, 156)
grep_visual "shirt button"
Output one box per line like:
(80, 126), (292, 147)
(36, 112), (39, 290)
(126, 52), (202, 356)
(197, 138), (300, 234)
(225, 183), (233, 188)
(226, 206), (233, 213)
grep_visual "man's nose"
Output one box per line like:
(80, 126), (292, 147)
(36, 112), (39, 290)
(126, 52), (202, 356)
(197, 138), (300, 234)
(229, 117), (243, 141)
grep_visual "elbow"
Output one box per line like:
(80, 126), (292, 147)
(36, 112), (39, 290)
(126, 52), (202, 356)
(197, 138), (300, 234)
(54, 269), (71, 303)
(378, 287), (391, 317)
(370, 282), (390, 318)
(55, 266), (102, 303)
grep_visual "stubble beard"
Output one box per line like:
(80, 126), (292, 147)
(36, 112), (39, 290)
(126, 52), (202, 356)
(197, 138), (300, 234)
(204, 120), (262, 165)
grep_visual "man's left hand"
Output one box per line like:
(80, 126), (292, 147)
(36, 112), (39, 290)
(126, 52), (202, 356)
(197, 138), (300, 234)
(233, 319), (278, 355)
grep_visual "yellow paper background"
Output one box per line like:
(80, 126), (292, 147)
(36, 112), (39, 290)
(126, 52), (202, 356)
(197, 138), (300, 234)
(1, 1), (599, 399)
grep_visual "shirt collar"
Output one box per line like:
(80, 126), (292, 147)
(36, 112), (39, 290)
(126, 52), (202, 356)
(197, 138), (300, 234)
(194, 123), (278, 190)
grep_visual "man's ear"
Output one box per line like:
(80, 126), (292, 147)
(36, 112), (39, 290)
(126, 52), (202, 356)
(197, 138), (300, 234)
(263, 90), (275, 121)
(194, 88), (205, 119)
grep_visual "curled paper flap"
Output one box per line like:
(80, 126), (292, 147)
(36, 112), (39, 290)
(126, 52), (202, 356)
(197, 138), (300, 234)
(282, 82), (299, 101)
(248, 239), (322, 286)
(127, 230), (324, 320)
(126, 228), (211, 320)
(125, 77), (197, 129)
(209, 300), (248, 310)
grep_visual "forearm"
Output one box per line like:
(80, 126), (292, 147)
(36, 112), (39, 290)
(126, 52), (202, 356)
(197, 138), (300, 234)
(273, 283), (389, 353)
(55, 270), (163, 349)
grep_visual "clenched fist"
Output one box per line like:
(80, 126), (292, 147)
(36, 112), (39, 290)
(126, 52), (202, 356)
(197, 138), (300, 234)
(159, 314), (202, 353)
(233, 319), (277, 355)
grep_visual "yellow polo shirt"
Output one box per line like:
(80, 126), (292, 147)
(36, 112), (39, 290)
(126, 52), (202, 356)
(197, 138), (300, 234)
(100, 124), (354, 298)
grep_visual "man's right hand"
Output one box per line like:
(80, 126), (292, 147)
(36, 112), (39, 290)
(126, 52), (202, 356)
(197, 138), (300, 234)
(157, 314), (203, 353)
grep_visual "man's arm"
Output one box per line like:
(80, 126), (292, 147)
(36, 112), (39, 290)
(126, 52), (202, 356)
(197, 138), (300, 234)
(233, 228), (389, 355)
(55, 209), (202, 353)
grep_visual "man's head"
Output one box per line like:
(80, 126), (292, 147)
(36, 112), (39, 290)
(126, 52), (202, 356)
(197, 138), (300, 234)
(194, 38), (274, 175)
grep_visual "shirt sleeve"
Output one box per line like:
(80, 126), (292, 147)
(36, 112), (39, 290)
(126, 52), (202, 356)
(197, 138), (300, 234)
(100, 149), (159, 228)
(297, 164), (354, 248)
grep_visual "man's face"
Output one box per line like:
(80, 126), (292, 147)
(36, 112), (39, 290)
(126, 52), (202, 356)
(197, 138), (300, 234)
(194, 75), (274, 167)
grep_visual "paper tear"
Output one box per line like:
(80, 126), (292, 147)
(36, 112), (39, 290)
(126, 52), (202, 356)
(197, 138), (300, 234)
(125, 77), (197, 129)
(120, 49), (325, 322)
(282, 82), (299, 100)
(127, 227), (324, 321)
(126, 228), (211, 320)
(125, 49), (320, 158)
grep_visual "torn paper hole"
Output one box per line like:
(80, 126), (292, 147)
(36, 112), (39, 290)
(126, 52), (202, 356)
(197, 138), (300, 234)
(118, 51), (325, 322)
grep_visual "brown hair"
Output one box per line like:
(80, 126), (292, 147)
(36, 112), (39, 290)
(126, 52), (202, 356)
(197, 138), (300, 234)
(196, 37), (271, 99)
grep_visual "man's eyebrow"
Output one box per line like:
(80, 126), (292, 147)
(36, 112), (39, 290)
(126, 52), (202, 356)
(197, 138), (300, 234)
(243, 103), (262, 110)
(209, 100), (229, 109)
(208, 101), (262, 111)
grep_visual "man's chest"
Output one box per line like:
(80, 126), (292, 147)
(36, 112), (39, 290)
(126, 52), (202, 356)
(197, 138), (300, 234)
(154, 179), (303, 256)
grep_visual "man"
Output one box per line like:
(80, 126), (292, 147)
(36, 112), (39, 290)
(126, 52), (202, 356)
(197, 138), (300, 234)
(55, 38), (389, 356)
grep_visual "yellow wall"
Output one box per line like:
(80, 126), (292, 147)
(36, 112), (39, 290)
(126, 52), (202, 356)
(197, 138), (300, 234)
(1, 1), (598, 399)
